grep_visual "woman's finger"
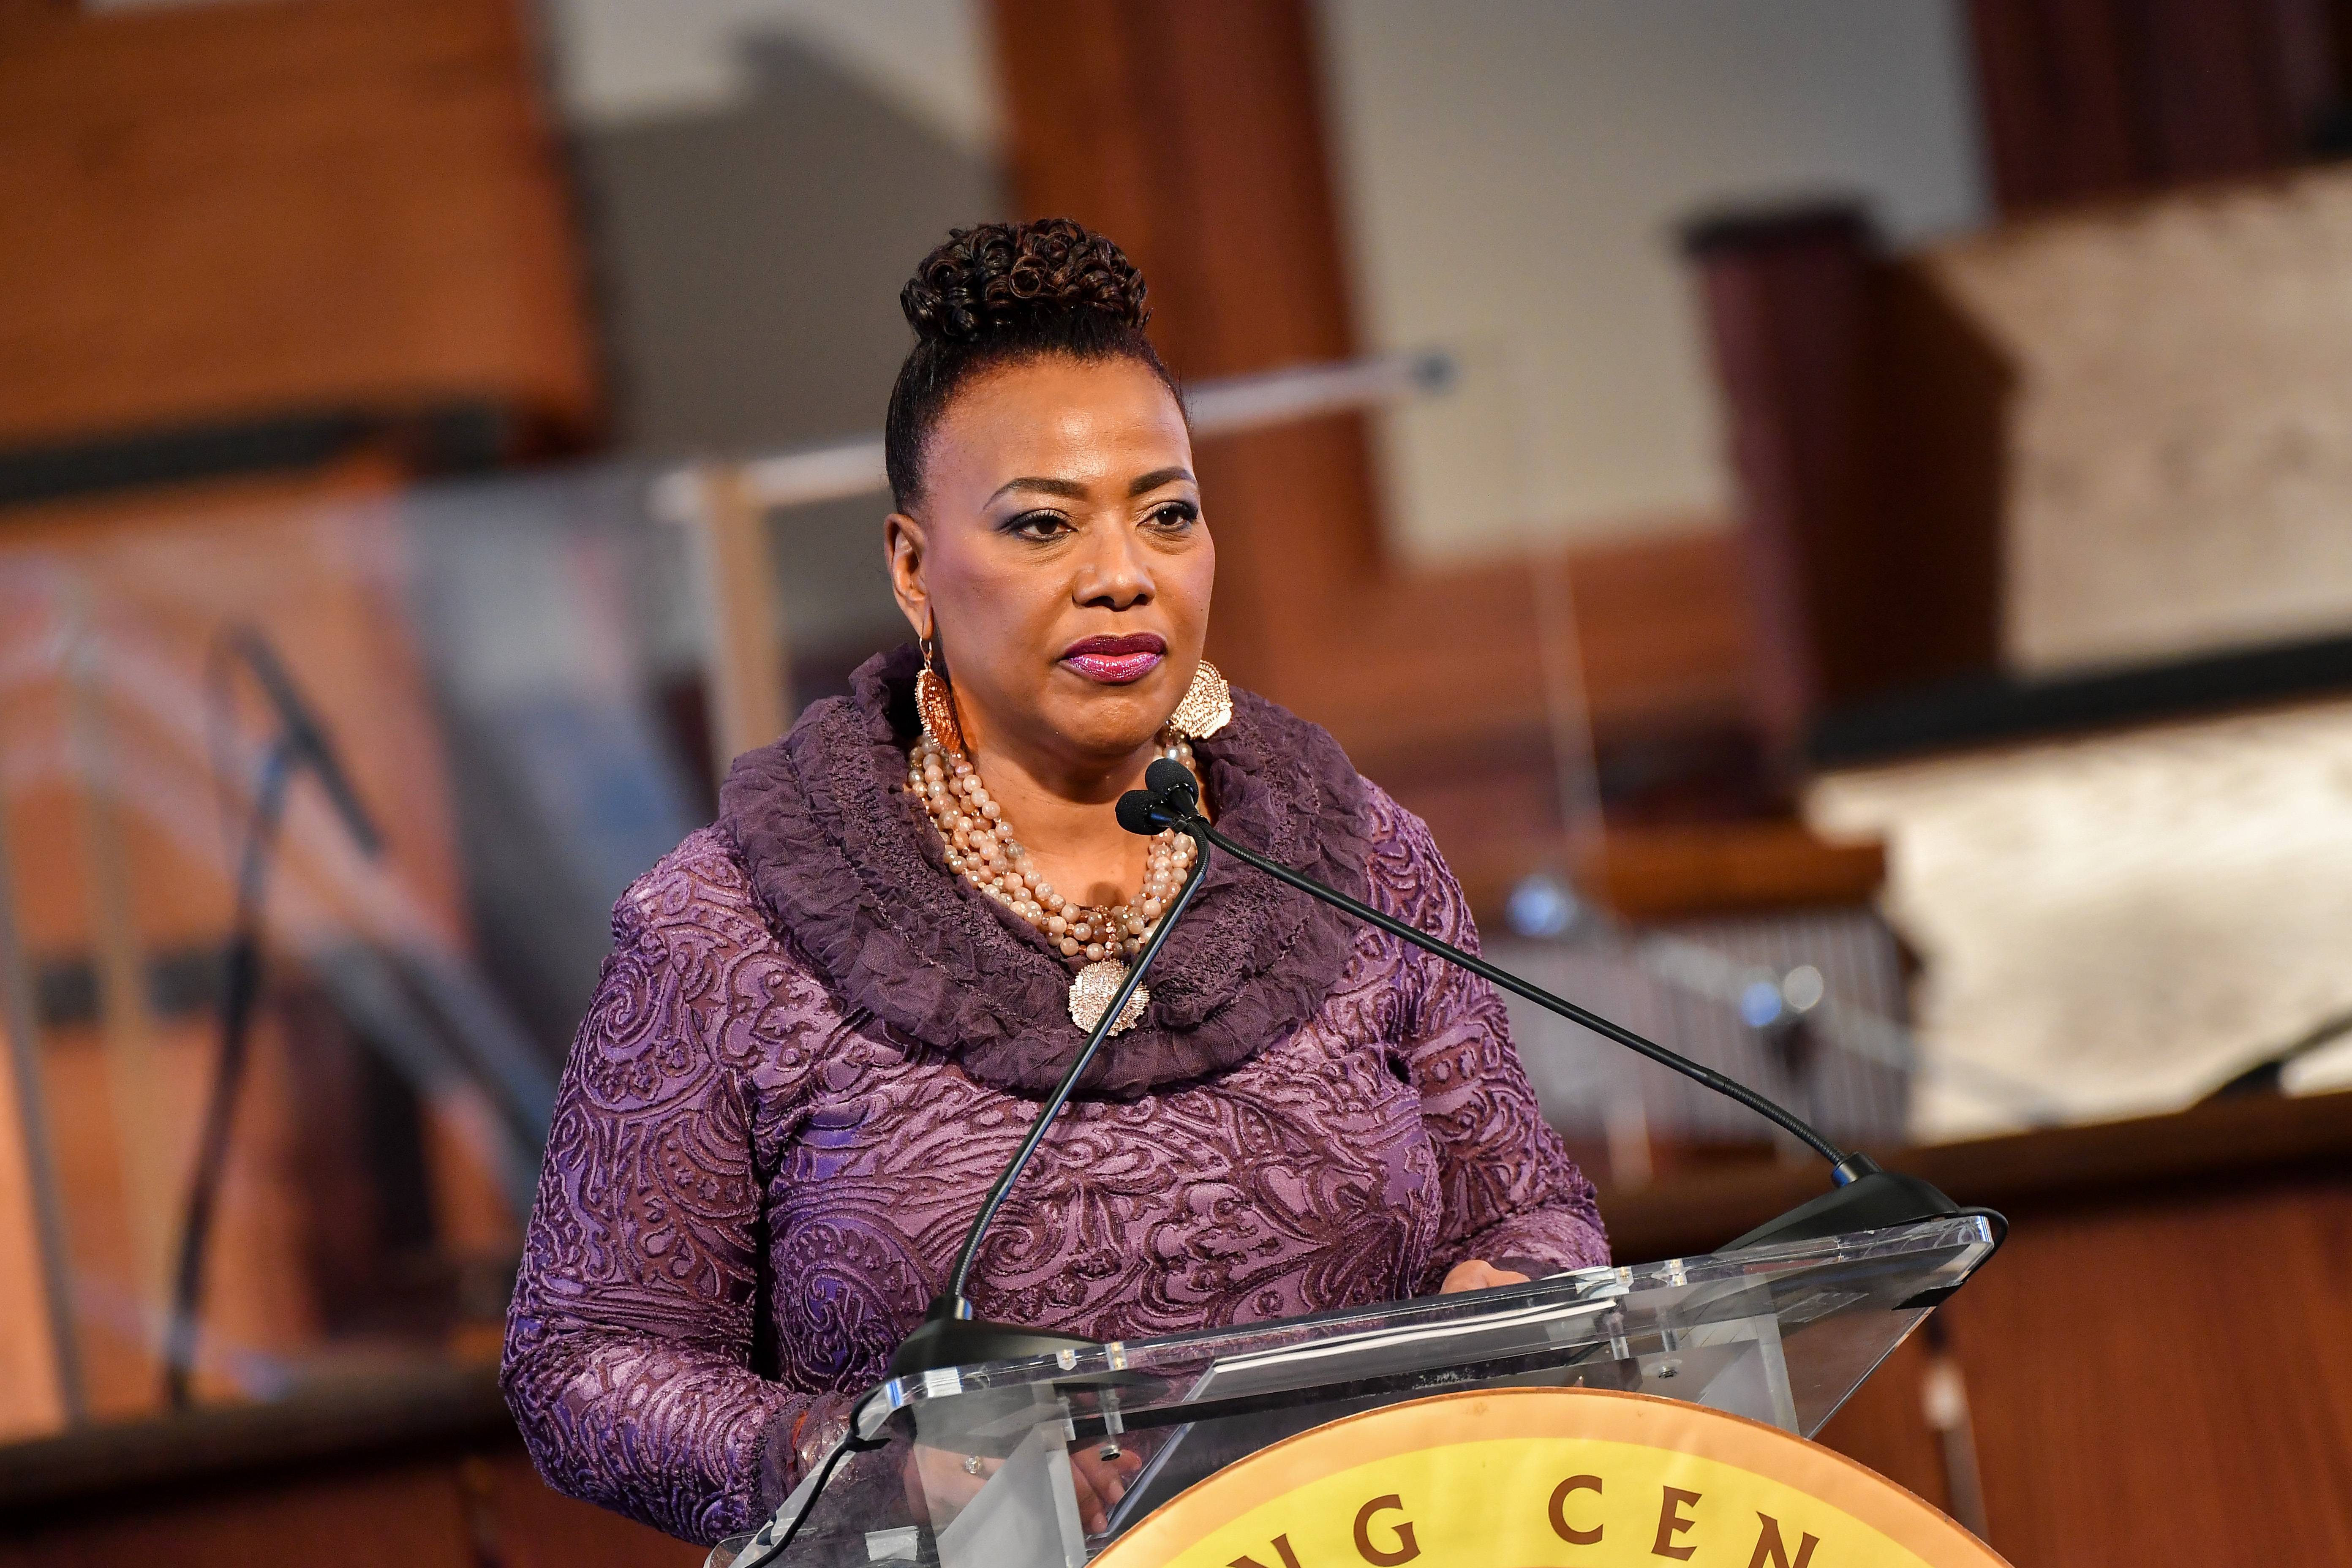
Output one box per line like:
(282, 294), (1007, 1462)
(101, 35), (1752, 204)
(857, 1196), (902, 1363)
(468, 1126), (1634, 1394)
(1438, 1258), (1533, 1294)
(1067, 1459), (1111, 1533)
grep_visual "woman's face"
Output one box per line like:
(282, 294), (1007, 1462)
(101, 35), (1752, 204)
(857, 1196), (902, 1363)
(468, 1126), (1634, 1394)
(886, 354), (1214, 784)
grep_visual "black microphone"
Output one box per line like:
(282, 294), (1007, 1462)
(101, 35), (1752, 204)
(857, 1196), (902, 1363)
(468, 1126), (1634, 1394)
(885, 808), (1218, 1379)
(1114, 759), (1198, 836)
(168, 627), (389, 1407)
(1117, 760), (1995, 1251)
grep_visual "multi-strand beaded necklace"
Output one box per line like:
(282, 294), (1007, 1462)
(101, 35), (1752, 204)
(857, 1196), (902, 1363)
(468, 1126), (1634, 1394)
(906, 730), (1199, 1034)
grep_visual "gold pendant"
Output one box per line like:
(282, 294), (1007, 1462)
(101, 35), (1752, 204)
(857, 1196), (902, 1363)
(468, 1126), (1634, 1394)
(1068, 960), (1148, 1035)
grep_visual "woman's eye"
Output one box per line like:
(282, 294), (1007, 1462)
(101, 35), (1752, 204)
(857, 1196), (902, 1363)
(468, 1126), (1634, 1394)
(1006, 510), (1073, 539)
(1146, 501), (1198, 531)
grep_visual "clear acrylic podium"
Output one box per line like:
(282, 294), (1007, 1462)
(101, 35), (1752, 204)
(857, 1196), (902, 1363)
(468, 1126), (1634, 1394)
(715, 1214), (2001, 1568)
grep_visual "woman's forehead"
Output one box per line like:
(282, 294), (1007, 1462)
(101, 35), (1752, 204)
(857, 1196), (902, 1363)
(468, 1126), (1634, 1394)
(934, 358), (1192, 494)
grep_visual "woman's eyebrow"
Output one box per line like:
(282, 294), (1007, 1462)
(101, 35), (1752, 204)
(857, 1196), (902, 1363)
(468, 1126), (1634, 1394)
(987, 475), (1090, 504)
(1127, 466), (1195, 495)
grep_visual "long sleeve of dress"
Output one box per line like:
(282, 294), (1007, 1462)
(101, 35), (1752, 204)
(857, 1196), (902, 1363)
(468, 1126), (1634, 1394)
(500, 876), (838, 1545)
(1362, 788), (1611, 1289)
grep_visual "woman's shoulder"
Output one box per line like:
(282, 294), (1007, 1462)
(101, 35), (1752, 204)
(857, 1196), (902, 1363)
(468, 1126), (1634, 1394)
(609, 823), (783, 959)
(1228, 689), (1424, 839)
(580, 825), (855, 1092)
(1353, 777), (1475, 932)
(1223, 690), (1467, 976)
(1353, 775), (1436, 855)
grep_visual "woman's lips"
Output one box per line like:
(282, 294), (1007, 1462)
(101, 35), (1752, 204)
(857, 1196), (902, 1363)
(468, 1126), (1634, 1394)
(1064, 650), (1162, 683)
(1061, 634), (1165, 684)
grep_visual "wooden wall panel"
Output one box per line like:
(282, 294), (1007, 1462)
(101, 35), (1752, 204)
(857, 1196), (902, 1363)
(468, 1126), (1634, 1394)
(1946, 1185), (2352, 1563)
(0, 1463), (479, 1568)
(1968, 0), (2344, 212)
(0, 0), (599, 452)
(1299, 531), (1756, 763)
(476, 1453), (704, 1568)
(1568, 528), (1760, 734)
(0, 1448), (705, 1568)
(991, 0), (1360, 384)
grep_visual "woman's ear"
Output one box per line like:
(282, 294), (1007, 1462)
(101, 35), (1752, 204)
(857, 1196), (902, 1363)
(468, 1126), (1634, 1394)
(885, 511), (931, 638)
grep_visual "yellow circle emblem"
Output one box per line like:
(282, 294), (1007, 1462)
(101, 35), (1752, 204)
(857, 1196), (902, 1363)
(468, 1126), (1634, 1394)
(1095, 1387), (2007, 1568)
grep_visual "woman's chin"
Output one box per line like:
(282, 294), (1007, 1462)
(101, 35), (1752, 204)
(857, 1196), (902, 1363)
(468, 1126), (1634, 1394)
(1039, 699), (1171, 764)
(1045, 671), (1172, 729)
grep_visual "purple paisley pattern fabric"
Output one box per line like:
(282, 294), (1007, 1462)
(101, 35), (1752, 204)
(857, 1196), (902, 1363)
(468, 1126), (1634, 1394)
(501, 670), (1607, 1546)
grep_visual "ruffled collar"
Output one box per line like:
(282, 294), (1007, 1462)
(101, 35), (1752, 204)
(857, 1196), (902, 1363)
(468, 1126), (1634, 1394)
(717, 644), (1371, 1097)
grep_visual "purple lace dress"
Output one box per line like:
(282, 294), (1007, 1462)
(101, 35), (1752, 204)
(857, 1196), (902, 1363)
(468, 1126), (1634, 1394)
(500, 648), (1606, 1544)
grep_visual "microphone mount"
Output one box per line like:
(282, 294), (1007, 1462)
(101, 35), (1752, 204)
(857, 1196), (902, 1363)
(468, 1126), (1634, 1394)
(1118, 760), (1993, 1252)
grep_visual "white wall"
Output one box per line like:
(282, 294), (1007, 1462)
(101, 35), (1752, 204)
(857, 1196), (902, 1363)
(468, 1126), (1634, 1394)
(1319, 0), (1990, 560)
(538, 0), (1989, 562)
(544, 0), (999, 151)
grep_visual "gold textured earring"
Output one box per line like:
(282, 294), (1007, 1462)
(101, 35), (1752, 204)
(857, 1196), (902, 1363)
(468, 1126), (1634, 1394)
(1166, 658), (1232, 740)
(916, 632), (966, 756)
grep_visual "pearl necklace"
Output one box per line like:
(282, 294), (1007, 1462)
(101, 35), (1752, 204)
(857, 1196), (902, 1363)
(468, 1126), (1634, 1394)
(907, 731), (1199, 1034)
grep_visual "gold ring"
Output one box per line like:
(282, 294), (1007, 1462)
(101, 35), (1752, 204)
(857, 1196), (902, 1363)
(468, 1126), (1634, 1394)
(962, 1453), (983, 1476)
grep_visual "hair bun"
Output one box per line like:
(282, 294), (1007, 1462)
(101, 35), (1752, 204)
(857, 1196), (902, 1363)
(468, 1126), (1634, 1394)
(901, 218), (1150, 345)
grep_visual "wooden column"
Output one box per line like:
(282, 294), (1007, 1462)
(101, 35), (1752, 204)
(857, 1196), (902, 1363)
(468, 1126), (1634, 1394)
(1683, 208), (1879, 777)
(1684, 207), (2006, 769)
(989, 0), (1381, 705)
(689, 467), (793, 776)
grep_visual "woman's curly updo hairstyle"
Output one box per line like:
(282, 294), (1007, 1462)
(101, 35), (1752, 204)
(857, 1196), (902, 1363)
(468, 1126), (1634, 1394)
(885, 218), (1181, 509)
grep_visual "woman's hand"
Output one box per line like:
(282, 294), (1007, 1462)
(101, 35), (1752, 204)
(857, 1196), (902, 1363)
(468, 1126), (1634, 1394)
(1438, 1258), (1530, 1294)
(1070, 1444), (1144, 1533)
(905, 1443), (990, 1525)
(905, 1441), (1143, 1535)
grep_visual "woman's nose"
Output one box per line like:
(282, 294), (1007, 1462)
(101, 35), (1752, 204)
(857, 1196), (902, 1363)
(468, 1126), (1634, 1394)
(1074, 525), (1154, 607)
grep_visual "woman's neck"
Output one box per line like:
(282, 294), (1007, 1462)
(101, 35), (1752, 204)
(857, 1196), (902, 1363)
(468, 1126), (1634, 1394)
(964, 739), (1160, 912)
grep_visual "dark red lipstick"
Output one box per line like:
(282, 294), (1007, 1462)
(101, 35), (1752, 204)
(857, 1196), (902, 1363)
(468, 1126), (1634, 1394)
(1060, 632), (1166, 684)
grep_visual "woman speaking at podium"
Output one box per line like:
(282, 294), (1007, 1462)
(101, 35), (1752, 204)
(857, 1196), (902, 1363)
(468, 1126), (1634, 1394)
(501, 219), (1607, 1546)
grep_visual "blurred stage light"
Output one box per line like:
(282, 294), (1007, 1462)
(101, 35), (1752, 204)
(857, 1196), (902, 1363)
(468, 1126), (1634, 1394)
(1781, 964), (1827, 1013)
(1505, 873), (1581, 939)
(1739, 979), (1786, 1029)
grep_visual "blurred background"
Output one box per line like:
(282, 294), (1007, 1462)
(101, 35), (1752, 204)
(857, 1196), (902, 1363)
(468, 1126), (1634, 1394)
(2, 0), (2349, 1563)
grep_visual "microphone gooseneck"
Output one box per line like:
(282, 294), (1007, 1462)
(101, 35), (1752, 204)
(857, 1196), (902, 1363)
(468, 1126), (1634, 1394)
(1116, 762), (1992, 1251)
(764, 823), (1217, 1559)
(885, 816), (1217, 1379)
(943, 827), (1210, 1302)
